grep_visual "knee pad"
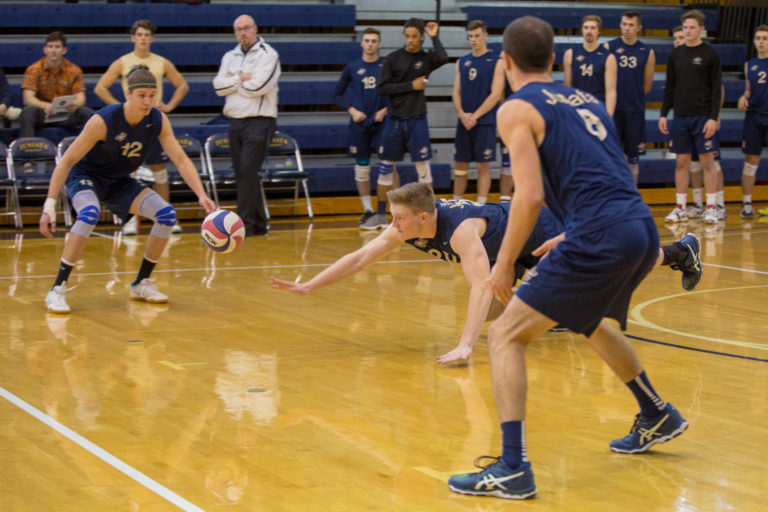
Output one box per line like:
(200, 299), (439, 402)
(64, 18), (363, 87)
(500, 165), (513, 177)
(152, 168), (168, 185)
(453, 168), (468, 177)
(689, 161), (703, 173)
(354, 164), (371, 182)
(713, 160), (722, 173)
(415, 161), (432, 184)
(743, 162), (758, 177)
(377, 162), (394, 186)
(70, 190), (100, 238)
(137, 191), (176, 239)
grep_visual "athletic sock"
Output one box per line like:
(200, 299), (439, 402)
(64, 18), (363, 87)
(477, 196), (487, 204)
(376, 200), (387, 215)
(360, 195), (372, 212)
(625, 371), (666, 417)
(675, 193), (687, 210)
(132, 257), (157, 286)
(53, 260), (74, 288)
(501, 420), (527, 469)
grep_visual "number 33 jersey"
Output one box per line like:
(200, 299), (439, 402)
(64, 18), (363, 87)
(606, 38), (651, 113)
(509, 82), (650, 235)
(75, 103), (163, 178)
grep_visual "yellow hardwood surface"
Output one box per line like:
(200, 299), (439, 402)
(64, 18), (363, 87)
(1, 206), (767, 511)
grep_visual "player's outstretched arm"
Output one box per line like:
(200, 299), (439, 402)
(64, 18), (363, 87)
(436, 220), (494, 364)
(270, 227), (403, 295)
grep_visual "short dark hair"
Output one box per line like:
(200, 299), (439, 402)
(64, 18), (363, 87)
(672, 25), (683, 35)
(131, 19), (157, 36)
(362, 27), (381, 39)
(468, 20), (487, 33)
(622, 11), (642, 23)
(126, 64), (157, 90)
(46, 31), (66, 47)
(755, 24), (768, 34)
(682, 9), (706, 27)
(404, 18), (425, 35)
(502, 16), (554, 73)
(581, 15), (602, 31)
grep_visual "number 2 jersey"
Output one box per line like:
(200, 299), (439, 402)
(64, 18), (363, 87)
(405, 199), (562, 271)
(509, 82), (651, 235)
(746, 56), (768, 112)
(73, 103), (163, 178)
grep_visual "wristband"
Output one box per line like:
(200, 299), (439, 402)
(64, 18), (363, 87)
(43, 197), (56, 220)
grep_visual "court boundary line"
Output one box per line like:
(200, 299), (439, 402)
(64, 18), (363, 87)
(626, 334), (768, 363)
(0, 385), (207, 512)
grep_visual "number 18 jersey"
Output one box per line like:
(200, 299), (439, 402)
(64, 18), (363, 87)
(509, 82), (650, 235)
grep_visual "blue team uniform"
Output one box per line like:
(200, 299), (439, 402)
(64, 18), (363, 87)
(570, 46), (610, 102)
(607, 38), (651, 160)
(405, 199), (562, 281)
(509, 82), (658, 336)
(67, 104), (163, 220)
(455, 51), (499, 163)
(743, 56), (768, 155)
(334, 57), (387, 160)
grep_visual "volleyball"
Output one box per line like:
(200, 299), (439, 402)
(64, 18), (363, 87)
(201, 210), (245, 253)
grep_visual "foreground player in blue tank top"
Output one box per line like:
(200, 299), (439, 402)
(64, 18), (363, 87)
(448, 17), (696, 500)
(739, 25), (768, 218)
(39, 66), (216, 314)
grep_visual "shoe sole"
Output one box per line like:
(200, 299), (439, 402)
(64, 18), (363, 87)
(448, 484), (537, 500)
(359, 224), (387, 231)
(130, 296), (168, 304)
(46, 307), (70, 314)
(610, 420), (689, 454)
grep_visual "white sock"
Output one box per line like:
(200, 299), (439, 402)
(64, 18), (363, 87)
(692, 188), (703, 206)
(499, 195), (511, 203)
(743, 194), (752, 204)
(360, 195), (372, 212)
(477, 196), (487, 204)
(676, 193), (687, 209)
(706, 193), (717, 207)
(453, 194), (462, 200)
(716, 190), (724, 207)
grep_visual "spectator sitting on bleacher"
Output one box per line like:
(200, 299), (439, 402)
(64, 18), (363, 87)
(20, 31), (94, 171)
(213, 14), (280, 237)
(333, 27), (391, 229)
(374, 18), (449, 230)
(0, 67), (22, 126)
(95, 19), (189, 235)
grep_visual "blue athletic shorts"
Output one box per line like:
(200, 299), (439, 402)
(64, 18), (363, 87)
(347, 119), (383, 160)
(742, 110), (768, 155)
(670, 127), (720, 162)
(514, 217), (659, 337)
(378, 116), (432, 162)
(144, 140), (168, 166)
(500, 143), (510, 168)
(672, 115), (717, 155)
(67, 169), (148, 222)
(613, 110), (645, 159)
(454, 123), (497, 163)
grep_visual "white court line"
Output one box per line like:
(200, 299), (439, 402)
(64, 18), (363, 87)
(91, 231), (141, 246)
(0, 385), (206, 512)
(0, 259), (442, 281)
(703, 262), (768, 275)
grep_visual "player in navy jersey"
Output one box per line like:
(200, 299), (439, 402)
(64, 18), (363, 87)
(563, 15), (616, 114)
(448, 17), (691, 499)
(452, 20), (506, 205)
(334, 28), (391, 228)
(375, 18), (449, 229)
(660, 10), (722, 224)
(606, 11), (655, 185)
(739, 25), (768, 218)
(39, 66), (217, 314)
(270, 180), (699, 365)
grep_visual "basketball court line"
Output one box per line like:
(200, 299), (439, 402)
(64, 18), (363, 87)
(0, 385), (207, 512)
(626, 334), (768, 363)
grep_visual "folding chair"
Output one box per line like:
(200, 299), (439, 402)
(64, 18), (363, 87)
(204, 133), (236, 209)
(171, 134), (220, 210)
(260, 131), (313, 219)
(8, 137), (65, 228)
(0, 141), (23, 229)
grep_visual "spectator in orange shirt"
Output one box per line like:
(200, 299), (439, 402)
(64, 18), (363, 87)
(20, 32), (94, 146)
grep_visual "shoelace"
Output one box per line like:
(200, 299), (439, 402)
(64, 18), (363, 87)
(626, 414), (641, 434)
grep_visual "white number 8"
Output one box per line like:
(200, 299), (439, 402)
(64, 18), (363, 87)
(576, 108), (607, 140)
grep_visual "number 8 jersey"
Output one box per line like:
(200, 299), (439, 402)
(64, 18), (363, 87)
(606, 38), (650, 113)
(509, 82), (650, 235)
(74, 103), (163, 178)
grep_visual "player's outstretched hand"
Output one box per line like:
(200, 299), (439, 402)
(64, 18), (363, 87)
(39, 212), (56, 239)
(425, 22), (439, 38)
(269, 276), (310, 295)
(436, 344), (473, 364)
(532, 232), (565, 260)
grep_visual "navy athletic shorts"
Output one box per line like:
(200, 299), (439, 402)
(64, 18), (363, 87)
(347, 118), (384, 160)
(742, 110), (768, 156)
(614, 110), (646, 160)
(672, 115), (717, 155)
(67, 169), (148, 222)
(454, 123), (497, 163)
(378, 116), (432, 162)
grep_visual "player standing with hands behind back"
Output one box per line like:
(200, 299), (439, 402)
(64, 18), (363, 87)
(371, 18), (449, 229)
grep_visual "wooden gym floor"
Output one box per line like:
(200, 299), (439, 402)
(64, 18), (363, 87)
(1, 205), (767, 511)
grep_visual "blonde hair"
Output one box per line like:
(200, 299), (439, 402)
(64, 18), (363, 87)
(386, 182), (436, 215)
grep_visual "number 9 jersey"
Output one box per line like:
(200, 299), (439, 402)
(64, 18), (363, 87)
(73, 103), (163, 178)
(510, 82), (650, 236)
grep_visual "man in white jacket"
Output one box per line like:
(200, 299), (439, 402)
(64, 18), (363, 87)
(213, 14), (280, 236)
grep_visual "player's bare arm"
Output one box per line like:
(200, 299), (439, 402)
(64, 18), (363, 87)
(94, 59), (124, 105)
(472, 59), (506, 121)
(157, 113), (216, 213)
(270, 227), (403, 294)
(644, 49), (656, 95)
(161, 59), (189, 112)
(488, 99), (545, 305)
(39, 115), (107, 238)
(563, 49), (573, 86)
(738, 62), (751, 111)
(452, 62), (474, 130)
(604, 53), (617, 116)
(436, 218), (493, 364)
